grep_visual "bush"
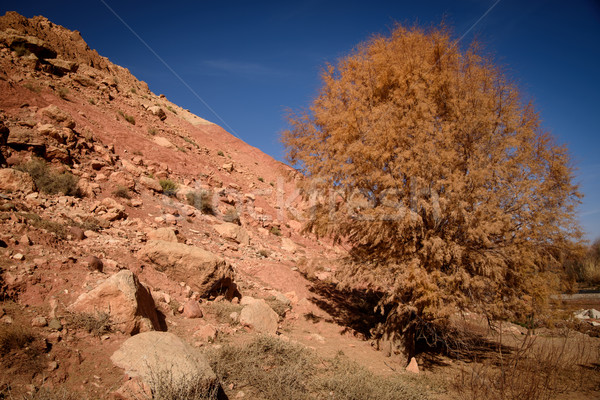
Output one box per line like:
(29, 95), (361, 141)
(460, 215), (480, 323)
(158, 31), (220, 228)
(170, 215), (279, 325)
(186, 191), (214, 215)
(16, 158), (80, 197)
(217, 151), (224, 157)
(0, 324), (35, 355)
(117, 110), (135, 125)
(23, 83), (41, 93)
(270, 226), (282, 236)
(146, 367), (219, 400)
(66, 311), (112, 337)
(148, 127), (157, 136)
(57, 87), (69, 99)
(222, 208), (240, 225)
(258, 177), (264, 182)
(113, 186), (131, 199)
(159, 179), (178, 197)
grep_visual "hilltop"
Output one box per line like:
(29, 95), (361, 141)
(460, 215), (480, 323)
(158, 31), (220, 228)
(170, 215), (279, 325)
(0, 11), (598, 400)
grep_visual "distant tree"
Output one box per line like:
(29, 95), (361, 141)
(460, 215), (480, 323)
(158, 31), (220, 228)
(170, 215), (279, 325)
(282, 25), (582, 356)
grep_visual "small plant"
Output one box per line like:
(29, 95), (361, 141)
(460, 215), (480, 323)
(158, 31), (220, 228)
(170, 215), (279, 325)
(258, 177), (264, 182)
(270, 182), (275, 187)
(270, 226), (282, 236)
(217, 151), (224, 157)
(257, 249), (270, 258)
(0, 324), (35, 355)
(66, 311), (112, 337)
(183, 136), (199, 148)
(166, 105), (177, 114)
(223, 208), (240, 225)
(88, 97), (97, 105)
(186, 191), (214, 215)
(148, 127), (157, 136)
(16, 212), (68, 239)
(203, 301), (243, 325)
(113, 186), (131, 199)
(146, 366), (219, 400)
(130, 87), (137, 94)
(159, 179), (178, 197)
(23, 83), (41, 93)
(12, 44), (29, 57)
(16, 158), (80, 197)
(117, 110), (136, 125)
(265, 296), (290, 318)
(57, 87), (69, 99)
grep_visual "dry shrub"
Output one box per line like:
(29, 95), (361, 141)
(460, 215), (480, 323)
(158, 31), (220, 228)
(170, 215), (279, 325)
(202, 301), (242, 325)
(222, 208), (240, 225)
(16, 212), (68, 239)
(159, 179), (178, 197)
(186, 191), (213, 215)
(0, 324), (35, 355)
(24, 387), (81, 400)
(112, 186), (131, 199)
(146, 368), (219, 400)
(66, 311), (112, 336)
(264, 296), (290, 318)
(16, 158), (80, 197)
(209, 335), (433, 400)
(454, 332), (600, 400)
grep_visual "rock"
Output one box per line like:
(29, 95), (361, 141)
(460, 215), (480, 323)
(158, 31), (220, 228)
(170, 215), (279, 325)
(0, 30), (57, 59)
(12, 253), (24, 261)
(110, 171), (136, 191)
(281, 238), (298, 253)
(239, 299), (279, 334)
(83, 255), (103, 272)
(69, 270), (161, 335)
(153, 136), (175, 149)
(40, 105), (75, 129)
(31, 316), (48, 327)
(138, 240), (235, 297)
(45, 58), (78, 75)
(588, 309), (600, 319)
(214, 223), (250, 245)
(222, 163), (234, 172)
(406, 357), (419, 374)
(111, 331), (217, 390)
(0, 168), (36, 194)
(19, 234), (32, 246)
(48, 318), (63, 331)
(139, 176), (163, 192)
(146, 227), (178, 243)
(148, 106), (167, 121)
(99, 197), (127, 221)
(182, 300), (203, 319)
(194, 324), (217, 342)
(69, 226), (86, 240)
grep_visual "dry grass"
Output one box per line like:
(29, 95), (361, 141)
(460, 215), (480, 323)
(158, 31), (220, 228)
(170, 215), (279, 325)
(186, 191), (214, 215)
(16, 158), (80, 197)
(159, 179), (178, 197)
(65, 311), (112, 337)
(203, 301), (242, 325)
(454, 331), (600, 400)
(209, 335), (432, 400)
(0, 324), (35, 355)
(146, 368), (219, 400)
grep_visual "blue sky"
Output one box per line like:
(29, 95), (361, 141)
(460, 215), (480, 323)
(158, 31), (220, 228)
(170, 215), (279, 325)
(2, 1), (599, 241)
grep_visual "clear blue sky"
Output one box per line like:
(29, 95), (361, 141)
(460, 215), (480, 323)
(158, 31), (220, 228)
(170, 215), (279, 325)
(2, 1), (599, 241)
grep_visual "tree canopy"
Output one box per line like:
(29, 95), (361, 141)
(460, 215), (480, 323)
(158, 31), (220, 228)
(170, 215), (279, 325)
(282, 25), (582, 354)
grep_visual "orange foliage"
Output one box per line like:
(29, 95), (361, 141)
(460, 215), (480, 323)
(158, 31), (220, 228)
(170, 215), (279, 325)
(282, 25), (582, 352)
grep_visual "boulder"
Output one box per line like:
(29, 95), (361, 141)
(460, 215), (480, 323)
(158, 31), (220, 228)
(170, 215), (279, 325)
(69, 270), (161, 334)
(0, 168), (36, 194)
(153, 136), (175, 149)
(110, 171), (136, 191)
(214, 222), (250, 245)
(45, 58), (78, 75)
(182, 300), (203, 319)
(111, 331), (216, 391)
(6, 126), (45, 148)
(138, 240), (235, 297)
(148, 106), (167, 121)
(239, 298), (279, 334)
(139, 176), (163, 192)
(40, 105), (75, 129)
(406, 357), (419, 374)
(146, 227), (177, 243)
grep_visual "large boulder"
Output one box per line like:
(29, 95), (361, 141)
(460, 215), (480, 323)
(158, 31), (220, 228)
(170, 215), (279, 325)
(214, 222), (250, 245)
(0, 168), (36, 194)
(111, 331), (217, 393)
(239, 297), (279, 334)
(69, 270), (161, 335)
(146, 227), (178, 243)
(138, 240), (235, 297)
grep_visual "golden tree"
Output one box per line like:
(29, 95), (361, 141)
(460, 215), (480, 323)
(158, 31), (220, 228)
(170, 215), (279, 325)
(282, 25), (582, 355)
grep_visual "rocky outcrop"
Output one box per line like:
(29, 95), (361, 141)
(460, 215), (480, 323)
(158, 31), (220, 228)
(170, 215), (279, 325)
(69, 270), (161, 335)
(0, 168), (35, 193)
(138, 240), (235, 297)
(111, 331), (217, 392)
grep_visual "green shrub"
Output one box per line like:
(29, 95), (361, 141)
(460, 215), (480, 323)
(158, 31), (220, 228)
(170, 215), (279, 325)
(16, 158), (80, 197)
(217, 151), (224, 157)
(270, 226), (282, 236)
(186, 191), (214, 215)
(166, 105), (177, 114)
(258, 177), (264, 182)
(159, 179), (178, 197)
(88, 97), (97, 105)
(148, 127), (157, 136)
(57, 87), (69, 99)
(0, 324), (35, 355)
(24, 83), (41, 93)
(117, 110), (135, 125)
(130, 87), (137, 94)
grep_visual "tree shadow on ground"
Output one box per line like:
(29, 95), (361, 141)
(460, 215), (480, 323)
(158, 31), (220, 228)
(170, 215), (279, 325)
(305, 275), (518, 368)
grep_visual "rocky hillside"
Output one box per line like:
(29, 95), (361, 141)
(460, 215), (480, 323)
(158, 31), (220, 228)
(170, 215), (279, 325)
(1, 11), (599, 400)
